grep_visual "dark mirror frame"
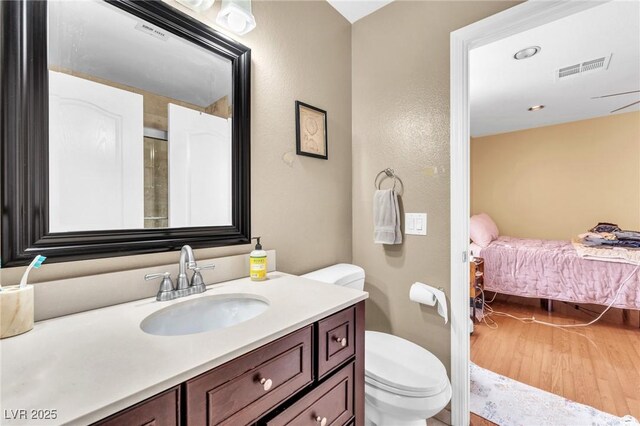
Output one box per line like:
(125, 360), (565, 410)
(0, 0), (251, 267)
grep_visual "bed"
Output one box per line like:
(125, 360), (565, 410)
(474, 236), (640, 310)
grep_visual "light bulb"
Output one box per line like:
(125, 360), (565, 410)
(227, 11), (246, 33)
(176, 0), (207, 12)
(216, 0), (256, 35)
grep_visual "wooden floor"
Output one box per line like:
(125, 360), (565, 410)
(470, 413), (497, 426)
(470, 295), (640, 420)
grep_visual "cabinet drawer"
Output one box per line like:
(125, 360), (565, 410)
(186, 326), (313, 425)
(317, 307), (355, 379)
(267, 362), (354, 426)
(93, 386), (180, 426)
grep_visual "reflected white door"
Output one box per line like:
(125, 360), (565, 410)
(48, 71), (144, 232)
(168, 103), (232, 227)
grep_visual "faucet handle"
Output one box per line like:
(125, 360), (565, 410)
(145, 272), (175, 301)
(145, 272), (171, 281)
(190, 264), (215, 293)
(190, 263), (216, 272)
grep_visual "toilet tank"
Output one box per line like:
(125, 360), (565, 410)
(301, 264), (365, 290)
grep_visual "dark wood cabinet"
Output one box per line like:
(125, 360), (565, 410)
(267, 362), (354, 426)
(94, 301), (364, 426)
(317, 306), (355, 379)
(93, 386), (181, 426)
(185, 326), (313, 425)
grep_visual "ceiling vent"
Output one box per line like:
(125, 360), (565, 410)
(558, 64), (581, 78)
(556, 55), (611, 80)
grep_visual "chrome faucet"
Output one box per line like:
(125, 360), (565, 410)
(176, 245), (197, 296)
(144, 245), (215, 301)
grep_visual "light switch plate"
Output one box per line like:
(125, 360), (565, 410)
(405, 213), (427, 235)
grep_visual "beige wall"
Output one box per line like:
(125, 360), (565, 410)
(352, 0), (519, 371)
(471, 111), (640, 241)
(0, 1), (352, 284)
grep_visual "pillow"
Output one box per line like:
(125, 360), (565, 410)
(470, 213), (499, 248)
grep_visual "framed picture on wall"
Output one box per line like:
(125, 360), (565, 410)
(295, 101), (328, 160)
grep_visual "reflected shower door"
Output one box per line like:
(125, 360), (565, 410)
(168, 103), (232, 227)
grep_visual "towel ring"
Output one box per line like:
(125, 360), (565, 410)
(374, 168), (404, 195)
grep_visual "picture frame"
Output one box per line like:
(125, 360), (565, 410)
(295, 101), (328, 160)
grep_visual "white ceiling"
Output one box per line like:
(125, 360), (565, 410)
(470, 0), (640, 137)
(48, 0), (232, 108)
(327, 0), (394, 23)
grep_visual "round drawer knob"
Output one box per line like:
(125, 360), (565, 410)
(259, 377), (273, 391)
(334, 336), (347, 347)
(316, 416), (327, 426)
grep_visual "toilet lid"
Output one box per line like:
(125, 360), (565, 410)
(365, 331), (450, 397)
(302, 264), (365, 287)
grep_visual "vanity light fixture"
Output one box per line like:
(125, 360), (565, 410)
(216, 0), (256, 35)
(528, 105), (545, 111)
(514, 46), (541, 60)
(176, 0), (216, 13)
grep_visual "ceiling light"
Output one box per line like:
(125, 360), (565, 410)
(176, 0), (215, 13)
(528, 105), (545, 112)
(514, 46), (541, 60)
(216, 0), (256, 35)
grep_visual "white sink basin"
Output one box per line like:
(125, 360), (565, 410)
(140, 294), (269, 336)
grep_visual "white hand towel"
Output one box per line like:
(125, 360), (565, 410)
(373, 189), (402, 244)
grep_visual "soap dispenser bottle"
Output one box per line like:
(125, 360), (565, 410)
(250, 237), (267, 281)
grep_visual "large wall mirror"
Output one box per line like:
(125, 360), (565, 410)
(1, 0), (251, 266)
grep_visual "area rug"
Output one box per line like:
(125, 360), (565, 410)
(470, 362), (640, 426)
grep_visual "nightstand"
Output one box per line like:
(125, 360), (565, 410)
(470, 258), (484, 323)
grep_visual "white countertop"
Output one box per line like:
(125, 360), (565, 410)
(0, 272), (368, 425)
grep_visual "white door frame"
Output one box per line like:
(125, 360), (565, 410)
(449, 1), (608, 424)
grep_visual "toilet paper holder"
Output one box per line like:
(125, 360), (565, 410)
(409, 282), (448, 323)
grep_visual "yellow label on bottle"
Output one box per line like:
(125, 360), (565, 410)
(250, 257), (267, 281)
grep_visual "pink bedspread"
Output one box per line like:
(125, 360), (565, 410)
(480, 236), (640, 310)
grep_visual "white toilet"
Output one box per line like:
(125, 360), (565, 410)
(302, 264), (452, 426)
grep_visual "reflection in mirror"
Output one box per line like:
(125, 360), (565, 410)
(144, 130), (169, 228)
(47, 0), (233, 232)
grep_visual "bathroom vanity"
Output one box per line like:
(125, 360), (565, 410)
(0, 273), (367, 426)
(97, 303), (362, 426)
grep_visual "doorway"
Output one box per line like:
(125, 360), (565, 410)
(448, 2), (622, 424)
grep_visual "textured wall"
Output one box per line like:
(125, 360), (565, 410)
(240, 1), (353, 275)
(472, 111), (640, 240)
(351, 0), (519, 371)
(0, 1), (352, 284)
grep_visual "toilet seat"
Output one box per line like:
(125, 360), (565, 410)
(365, 375), (448, 398)
(365, 331), (449, 398)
